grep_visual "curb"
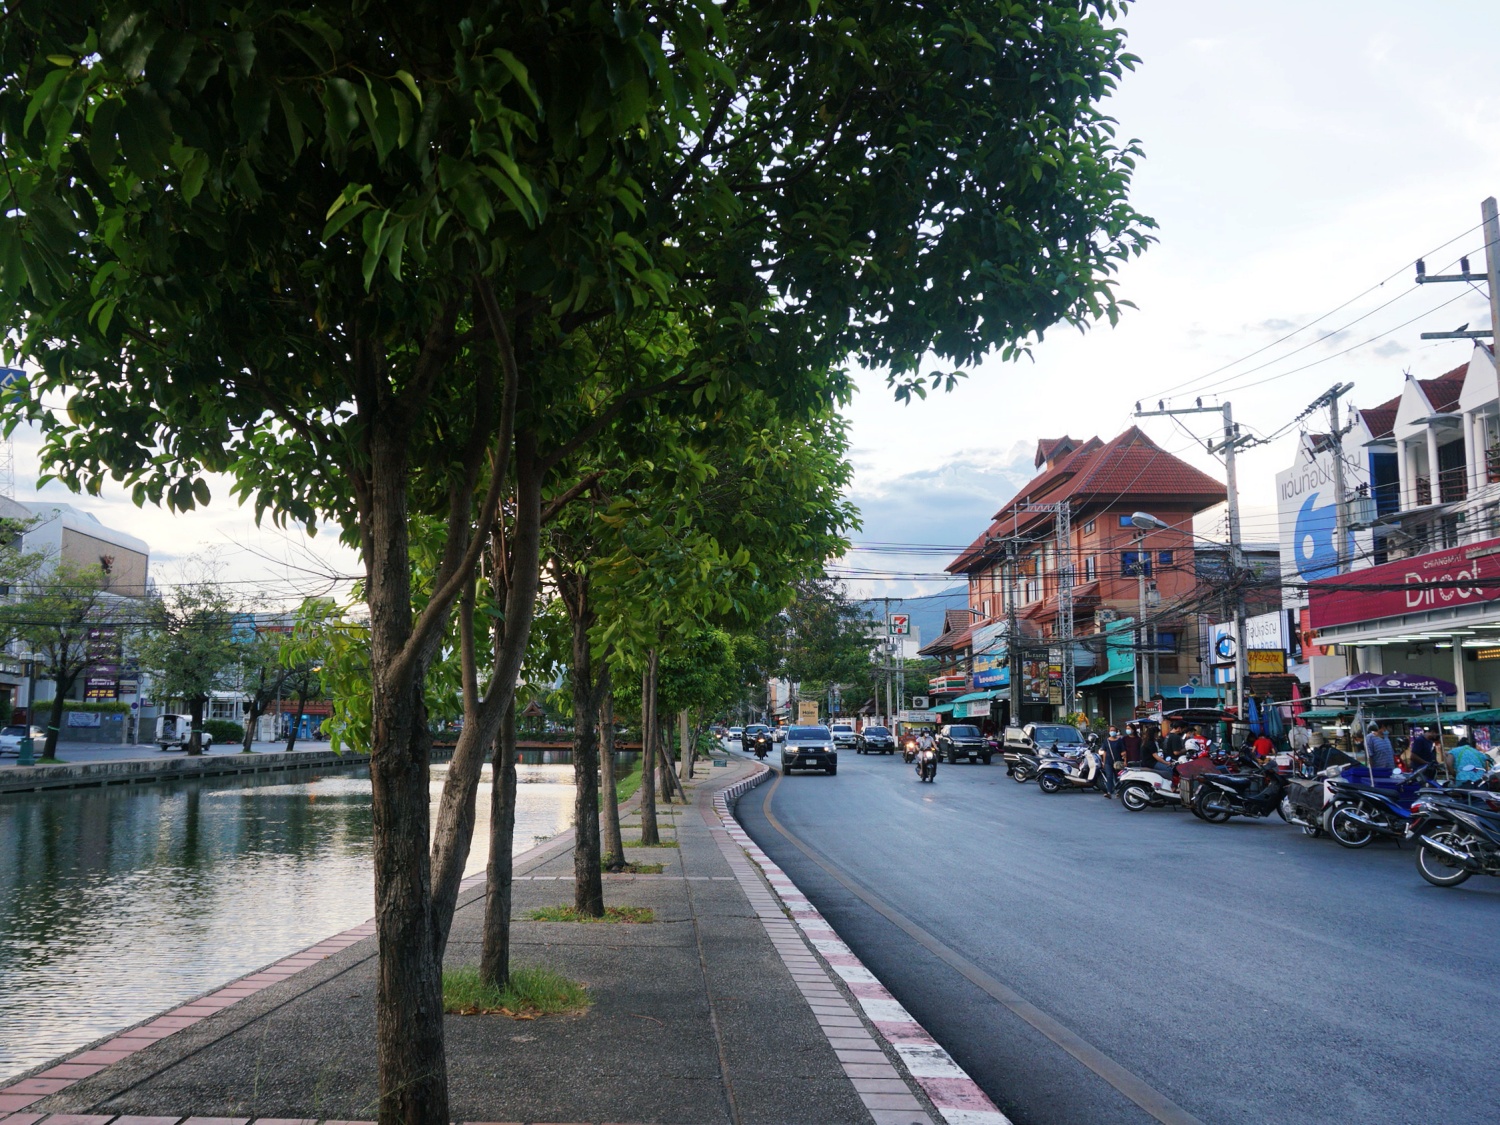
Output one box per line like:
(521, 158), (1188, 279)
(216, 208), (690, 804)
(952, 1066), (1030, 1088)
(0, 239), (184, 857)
(714, 770), (1012, 1125)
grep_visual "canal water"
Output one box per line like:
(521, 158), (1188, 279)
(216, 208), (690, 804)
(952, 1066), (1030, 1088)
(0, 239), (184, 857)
(0, 762), (575, 1082)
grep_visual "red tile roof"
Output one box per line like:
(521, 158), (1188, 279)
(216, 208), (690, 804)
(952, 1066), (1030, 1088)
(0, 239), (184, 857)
(1034, 436), (1079, 468)
(1358, 394), (1400, 440)
(947, 428), (1227, 574)
(1416, 362), (1466, 413)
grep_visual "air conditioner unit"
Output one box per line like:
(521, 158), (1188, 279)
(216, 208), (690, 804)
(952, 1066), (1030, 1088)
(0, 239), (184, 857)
(1098, 608), (1119, 624)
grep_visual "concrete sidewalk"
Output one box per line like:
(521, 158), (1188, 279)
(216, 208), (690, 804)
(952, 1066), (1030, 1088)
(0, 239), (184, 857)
(0, 758), (942, 1125)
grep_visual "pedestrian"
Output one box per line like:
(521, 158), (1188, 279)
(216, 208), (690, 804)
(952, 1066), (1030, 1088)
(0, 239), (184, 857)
(1140, 724), (1167, 773)
(1364, 722), (1395, 771)
(1252, 731), (1275, 757)
(1406, 725), (1437, 772)
(1099, 726), (1123, 797)
(1162, 719), (1185, 760)
(1122, 722), (1142, 767)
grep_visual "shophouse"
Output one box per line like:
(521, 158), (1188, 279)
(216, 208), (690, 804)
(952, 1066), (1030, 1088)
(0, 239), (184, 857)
(1306, 345), (1500, 708)
(930, 428), (1227, 725)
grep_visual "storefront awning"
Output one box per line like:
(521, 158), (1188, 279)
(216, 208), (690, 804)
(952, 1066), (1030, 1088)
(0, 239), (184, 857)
(951, 689), (1002, 703)
(931, 702), (956, 714)
(1076, 668), (1132, 688)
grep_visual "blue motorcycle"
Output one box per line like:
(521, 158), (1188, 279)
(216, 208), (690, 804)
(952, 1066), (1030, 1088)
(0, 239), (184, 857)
(1325, 766), (1438, 849)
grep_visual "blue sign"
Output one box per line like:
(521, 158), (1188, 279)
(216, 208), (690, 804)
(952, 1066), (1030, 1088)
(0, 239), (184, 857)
(1179, 684), (1195, 697)
(0, 367), (24, 388)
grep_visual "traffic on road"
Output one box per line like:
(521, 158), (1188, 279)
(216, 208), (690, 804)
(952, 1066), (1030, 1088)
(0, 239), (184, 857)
(721, 721), (1500, 1124)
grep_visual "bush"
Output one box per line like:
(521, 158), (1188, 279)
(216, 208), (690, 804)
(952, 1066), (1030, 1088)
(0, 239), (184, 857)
(203, 718), (245, 744)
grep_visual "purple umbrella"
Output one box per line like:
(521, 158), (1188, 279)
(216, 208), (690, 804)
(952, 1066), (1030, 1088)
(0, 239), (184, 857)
(1317, 672), (1456, 698)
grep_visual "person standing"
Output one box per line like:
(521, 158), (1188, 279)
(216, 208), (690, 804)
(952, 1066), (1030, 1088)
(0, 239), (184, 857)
(1162, 720), (1185, 761)
(1099, 726), (1123, 798)
(1122, 722), (1143, 767)
(1406, 726), (1436, 772)
(1364, 722), (1395, 771)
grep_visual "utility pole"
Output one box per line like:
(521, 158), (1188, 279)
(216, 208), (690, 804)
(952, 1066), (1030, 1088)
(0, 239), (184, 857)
(1416, 196), (1500, 347)
(1134, 399), (1255, 717)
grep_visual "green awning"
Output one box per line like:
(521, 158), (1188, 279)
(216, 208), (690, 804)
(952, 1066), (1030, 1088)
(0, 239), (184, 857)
(1298, 707), (1350, 719)
(932, 702), (956, 714)
(1437, 709), (1500, 723)
(951, 689), (1001, 703)
(1076, 668), (1133, 688)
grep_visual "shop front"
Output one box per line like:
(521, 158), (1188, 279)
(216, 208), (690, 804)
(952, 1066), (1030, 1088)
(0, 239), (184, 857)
(1307, 536), (1500, 715)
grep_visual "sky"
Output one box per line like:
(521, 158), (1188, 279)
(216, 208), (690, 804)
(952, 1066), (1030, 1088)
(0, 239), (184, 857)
(841, 0), (1500, 611)
(5, 1), (1500, 611)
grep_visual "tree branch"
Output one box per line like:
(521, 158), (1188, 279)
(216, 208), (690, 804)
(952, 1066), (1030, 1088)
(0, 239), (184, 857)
(540, 471), (605, 526)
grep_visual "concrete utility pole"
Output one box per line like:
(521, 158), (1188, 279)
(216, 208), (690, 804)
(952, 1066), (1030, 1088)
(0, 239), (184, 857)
(1134, 400), (1255, 717)
(1416, 196), (1500, 347)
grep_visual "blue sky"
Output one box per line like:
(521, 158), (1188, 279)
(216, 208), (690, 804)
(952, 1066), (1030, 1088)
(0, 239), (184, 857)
(839, 0), (1500, 603)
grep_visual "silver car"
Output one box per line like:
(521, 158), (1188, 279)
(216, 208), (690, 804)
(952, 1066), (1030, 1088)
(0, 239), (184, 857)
(781, 725), (838, 775)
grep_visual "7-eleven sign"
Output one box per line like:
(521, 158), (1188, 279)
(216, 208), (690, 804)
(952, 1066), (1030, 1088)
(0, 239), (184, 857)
(888, 613), (910, 636)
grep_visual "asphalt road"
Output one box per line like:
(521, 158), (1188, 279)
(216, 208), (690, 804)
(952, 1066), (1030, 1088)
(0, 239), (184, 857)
(730, 740), (1500, 1125)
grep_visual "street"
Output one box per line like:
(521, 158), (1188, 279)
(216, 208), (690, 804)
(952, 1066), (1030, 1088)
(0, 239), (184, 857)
(733, 743), (1500, 1125)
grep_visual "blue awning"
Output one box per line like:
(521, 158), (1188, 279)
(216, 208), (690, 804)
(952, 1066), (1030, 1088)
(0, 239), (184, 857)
(951, 689), (1002, 704)
(931, 702), (956, 714)
(1076, 668), (1133, 688)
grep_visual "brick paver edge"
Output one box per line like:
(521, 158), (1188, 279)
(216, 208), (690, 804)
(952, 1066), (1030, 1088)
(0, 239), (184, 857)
(714, 763), (1013, 1125)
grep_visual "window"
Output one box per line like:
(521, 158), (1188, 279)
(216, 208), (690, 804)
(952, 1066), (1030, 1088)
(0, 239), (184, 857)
(1084, 519), (1096, 534)
(981, 599), (991, 617)
(1157, 550), (1174, 566)
(1119, 551), (1152, 577)
(1084, 556), (1097, 582)
(1119, 514), (1134, 527)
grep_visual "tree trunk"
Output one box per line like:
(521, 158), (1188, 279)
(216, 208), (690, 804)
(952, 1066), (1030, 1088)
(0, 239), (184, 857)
(41, 672), (71, 760)
(429, 437), (544, 958)
(658, 704), (674, 804)
(569, 599), (605, 917)
(678, 709), (692, 781)
(366, 418), (447, 1125)
(599, 675), (624, 871)
(659, 739), (687, 801)
(285, 687), (307, 753)
(638, 652), (659, 845)
(479, 698), (518, 988)
(241, 700), (261, 753)
(186, 694), (206, 756)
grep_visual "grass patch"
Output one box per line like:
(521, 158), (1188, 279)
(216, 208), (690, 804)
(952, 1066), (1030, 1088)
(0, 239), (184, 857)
(603, 860), (664, 874)
(623, 837), (678, 848)
(443, 965), (590, 1018)
(527, 904), (655, 924)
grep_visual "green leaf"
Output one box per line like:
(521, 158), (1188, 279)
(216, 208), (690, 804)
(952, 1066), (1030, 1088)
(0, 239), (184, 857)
(394, 68), (422, 109)
(491, 49), (541, 113)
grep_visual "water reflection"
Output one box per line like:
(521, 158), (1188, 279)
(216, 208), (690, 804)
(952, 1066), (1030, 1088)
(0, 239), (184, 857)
(0, 762), (574, 1081)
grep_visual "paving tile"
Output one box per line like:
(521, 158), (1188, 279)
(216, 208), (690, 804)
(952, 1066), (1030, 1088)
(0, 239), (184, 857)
(35, 1064), (106, 1080)
(35, 1117), (116, 1124)
(836, 1050), (891, 1064)
(1, 1079), (73, 1095)
(867, 1111), (935, 1125)
(111, 1117), (187, 1124)
(145, 1016), (203, 1029)
(843, 1062), (902, 1079)
(0, 1114), (46, 1125)
(180, 1119), (250, 1125)
(853, 1078), (914, 1095)
(860, 1093), (925, 1111)
(0, 1097), (41, 1114)
(68, 1049), (137, 1064)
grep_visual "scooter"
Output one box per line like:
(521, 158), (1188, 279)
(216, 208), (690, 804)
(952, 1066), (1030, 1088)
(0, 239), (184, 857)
(1116, 759), (1187, 811)
(1035, 745), (1104, 794)
(916, 747), (937, 783)
(1409, 786), (1500, 887)
(751, 731), (772, 761)
(902, 736), (919, 764)
(1324, 765), (1438, 849)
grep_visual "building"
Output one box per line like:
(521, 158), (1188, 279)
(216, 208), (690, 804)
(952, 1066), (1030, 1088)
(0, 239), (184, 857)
(0, 498), (152, 726)
(931, 428), (1228, 725)
(1306, 344), (1500, 709)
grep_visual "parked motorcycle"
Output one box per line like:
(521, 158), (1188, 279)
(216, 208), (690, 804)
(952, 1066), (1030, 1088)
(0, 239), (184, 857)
(1324, 766), (1437, 849)
(1003, 746), (1039, 783)
(1116, 760), (1187, 811)
(1035, 745), (1103, 795)
(916, 747), (938, 783)
(1409, 788), (1500, 887)
(1192, 757), (1288, 822)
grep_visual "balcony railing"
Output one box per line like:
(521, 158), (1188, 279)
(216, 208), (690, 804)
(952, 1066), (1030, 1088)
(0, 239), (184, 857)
(1416, 477), (1432, 506)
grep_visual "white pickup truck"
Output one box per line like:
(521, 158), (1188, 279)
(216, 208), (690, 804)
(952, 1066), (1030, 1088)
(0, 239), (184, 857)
(156, 714), (214, 752)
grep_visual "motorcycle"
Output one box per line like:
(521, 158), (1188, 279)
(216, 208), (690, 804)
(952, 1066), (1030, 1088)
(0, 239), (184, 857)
(1002, 744), (1040, 783)
(751, 732), (772, 761)
(916, 747), (937, 783)
(1324, 765), (1437, 849)
(1116, 759), (1188, 811)
(1035, 745), (1104, 795)
(902, 736), (919, 764)
(1409, 787), (1500, 887)
(1192, 756), (1289, 822)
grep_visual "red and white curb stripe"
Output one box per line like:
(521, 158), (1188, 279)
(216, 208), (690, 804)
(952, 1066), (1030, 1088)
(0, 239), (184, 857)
(713, 769), (1011, 1125)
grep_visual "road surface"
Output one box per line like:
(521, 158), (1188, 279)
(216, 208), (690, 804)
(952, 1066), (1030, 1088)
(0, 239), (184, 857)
(732, 742), (1500, 1125)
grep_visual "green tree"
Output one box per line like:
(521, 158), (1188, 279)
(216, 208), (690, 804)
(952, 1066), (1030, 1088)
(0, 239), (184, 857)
(136, 575), (242, 755)
(0, 561), (122, 761)
(0, 4), (1152, 1116)
(231, 628), (290, 753)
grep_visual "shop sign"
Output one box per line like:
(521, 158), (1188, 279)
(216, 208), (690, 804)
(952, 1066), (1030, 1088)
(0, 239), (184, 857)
(900, 709), (939, 723)
(1246, 648), (1287, 674)
(957, 700), (991, 719)
(1308, 536), (1500, 630)
(929, 673), (968, 694)
(888, 613), (910, 635)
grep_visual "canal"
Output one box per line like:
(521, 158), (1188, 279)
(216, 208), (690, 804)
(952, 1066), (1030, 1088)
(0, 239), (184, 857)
(0, 761), (575, 1082)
